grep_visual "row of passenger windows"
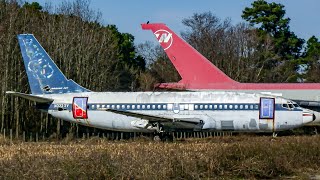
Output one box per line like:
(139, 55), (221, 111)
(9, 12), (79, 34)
(194, 104), (258, 110)
(93, 104), (167, 110)
(90, 104), (259, 110)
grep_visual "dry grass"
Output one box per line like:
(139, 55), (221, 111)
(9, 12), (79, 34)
(0, 135), (319, 179)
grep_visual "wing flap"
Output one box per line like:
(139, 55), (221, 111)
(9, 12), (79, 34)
(6, 91), (53, 103)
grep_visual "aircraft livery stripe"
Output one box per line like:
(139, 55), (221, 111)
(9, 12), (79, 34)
(48, 103), (302, 111)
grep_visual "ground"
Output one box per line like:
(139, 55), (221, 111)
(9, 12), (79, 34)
(0, 135), (319, 179)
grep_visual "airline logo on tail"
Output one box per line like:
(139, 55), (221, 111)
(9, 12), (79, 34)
(142, 23), (237, 89)
(154, 29), (173, 50)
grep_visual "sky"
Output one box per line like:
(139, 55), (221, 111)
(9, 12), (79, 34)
(28, 0), (320, 44)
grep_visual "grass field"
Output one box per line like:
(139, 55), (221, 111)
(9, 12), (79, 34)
(0, 135), (319, 179)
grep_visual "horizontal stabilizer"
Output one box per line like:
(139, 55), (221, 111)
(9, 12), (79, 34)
(6, 91), (53, 103)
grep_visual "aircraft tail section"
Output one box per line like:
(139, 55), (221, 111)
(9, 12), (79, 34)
(141, 23), (237, 86)
(17, 34), (90, 95)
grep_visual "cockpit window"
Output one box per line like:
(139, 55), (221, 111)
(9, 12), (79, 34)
(293, 103), (300, 108)
(288, 103), (294, 109)
(282, 104), (289, 108)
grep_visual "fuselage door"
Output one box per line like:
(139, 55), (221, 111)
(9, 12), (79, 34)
(259, 97), (275, 119)
(72, 97), (88, 119)
(259, 97), (275, 131)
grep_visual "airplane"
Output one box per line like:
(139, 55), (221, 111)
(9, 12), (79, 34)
(142, 23), (320, 122)
(5, 34), (314, 139)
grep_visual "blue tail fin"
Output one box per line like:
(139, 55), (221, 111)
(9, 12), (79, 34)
(17, 34), (90, 95)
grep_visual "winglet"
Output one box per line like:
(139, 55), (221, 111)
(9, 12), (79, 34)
(141, 23), (238, 86)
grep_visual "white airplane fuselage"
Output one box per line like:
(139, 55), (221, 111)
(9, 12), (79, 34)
(39, 91), (308, 132)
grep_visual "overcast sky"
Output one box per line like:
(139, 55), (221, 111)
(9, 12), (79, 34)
(29, 0), (320, 44)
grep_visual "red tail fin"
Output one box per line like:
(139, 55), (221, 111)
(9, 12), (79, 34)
(141, 23), (236, 85)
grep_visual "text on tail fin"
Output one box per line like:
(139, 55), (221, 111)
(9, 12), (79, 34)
(141, 23), (237, 85)
(18, 34), (90, 94)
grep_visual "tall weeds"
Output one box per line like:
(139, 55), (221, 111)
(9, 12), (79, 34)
(0, 136), (319, 179)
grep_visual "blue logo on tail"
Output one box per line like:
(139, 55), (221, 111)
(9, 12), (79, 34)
(18, 34), (90, 94)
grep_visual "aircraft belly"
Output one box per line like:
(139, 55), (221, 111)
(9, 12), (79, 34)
(49, 110), (152, 132)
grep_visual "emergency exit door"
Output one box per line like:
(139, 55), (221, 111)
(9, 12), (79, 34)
(72, 97), (88, 119)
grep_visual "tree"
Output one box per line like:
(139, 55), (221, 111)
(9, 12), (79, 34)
(242, 0), (304, 60)
(302, 36), (320, 82)
(22, 2), (42, 11)
(180, 12), (282, 82)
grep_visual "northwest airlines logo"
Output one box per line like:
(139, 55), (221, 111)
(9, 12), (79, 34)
(154, 29), (173, 50)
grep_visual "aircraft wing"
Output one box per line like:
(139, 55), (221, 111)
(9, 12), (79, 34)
(98, 108), (204, 129)
(6, 91), (54, 103)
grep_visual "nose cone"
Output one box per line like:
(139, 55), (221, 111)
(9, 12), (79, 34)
(303, 111), (314, 124)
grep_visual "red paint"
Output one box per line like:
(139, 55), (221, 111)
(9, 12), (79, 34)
(142, 23), (320, 91)
(72, 97), (88, 119)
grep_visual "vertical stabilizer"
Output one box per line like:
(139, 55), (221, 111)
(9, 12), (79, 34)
(141, 23), (237, 85)
(17, 34), (90, 94)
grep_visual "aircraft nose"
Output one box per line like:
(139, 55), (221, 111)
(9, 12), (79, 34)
(303, 111), (314, 124)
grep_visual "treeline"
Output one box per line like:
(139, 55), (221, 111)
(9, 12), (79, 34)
(0, 0), (146, 138)
(0, 0), (319, 138)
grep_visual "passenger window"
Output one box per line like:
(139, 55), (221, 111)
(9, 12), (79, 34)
(195, 105), (198, 109)
(97, 105), (100, 108)
(142, 105), (146, 109)
(163, 105), (167, 109)
(200, 105), (203, 109)
(188, 104), (194, 110)
(111, 105), (115, 109)
(158, 105), (161, 109)
(137, 105), (140, 109)
(250, 105), (253, 109)
(235, 105), (238, 109)
(240, 105), (243, 109)
(214, 105), (217, 109)
(219, 105), (222, 109)
(245, 105), (248, 109)
(106, 105), (110, 108)
(209, 105), (212, 109)
(205, 105), (208, 109)
(229, 105), (233, 109)
(117, 105), (120, 109)
(121, 105), (125, 109)
(147, 105), (150, 109)
(224, 105), (227, 109)
(92, 105), (95, 109)
(127, 105), (130, 109)
(132, 105), (135, 109)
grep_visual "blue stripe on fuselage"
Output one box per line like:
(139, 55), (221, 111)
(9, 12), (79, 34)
(44, 103), (302, 112)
